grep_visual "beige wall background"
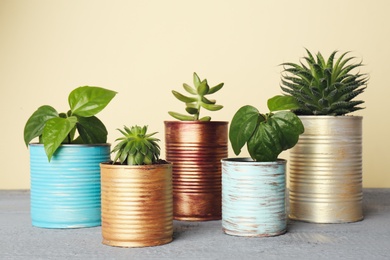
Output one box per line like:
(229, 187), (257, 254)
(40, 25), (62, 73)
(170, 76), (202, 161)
(1, 0), (389, 189)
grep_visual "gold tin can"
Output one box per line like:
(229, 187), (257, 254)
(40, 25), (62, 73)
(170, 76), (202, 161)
(165, 121), (228, 221)
(289, 116), (363, 223)
(100, 162), (173, 247)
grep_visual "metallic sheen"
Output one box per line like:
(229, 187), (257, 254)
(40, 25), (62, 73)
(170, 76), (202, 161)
(100, 163), (173, 247)
(165, 121), (228, 221)
(289, 116), (363, 223)
(222, 158), (287, 237)
(29, 144), (110, 228)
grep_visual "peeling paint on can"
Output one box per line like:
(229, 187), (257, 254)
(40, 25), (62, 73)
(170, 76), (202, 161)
(30, 144), (110, 228)
(222, 158), (287, 237)
(165, 121), (228, 221)
(289, 116), (363, 223)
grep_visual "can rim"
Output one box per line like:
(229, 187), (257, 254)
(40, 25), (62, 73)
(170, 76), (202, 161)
(29, 143), (111, 147)
(221, 157), (286, 165)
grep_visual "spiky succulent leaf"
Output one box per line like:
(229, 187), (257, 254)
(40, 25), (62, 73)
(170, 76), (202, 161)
(112, 125), (161, 165)
(280, 49), (368, 115)
(169, 72), (224, 121)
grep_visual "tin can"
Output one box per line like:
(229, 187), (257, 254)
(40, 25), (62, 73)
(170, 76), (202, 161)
(222, 158), (287, 237)
(30, 143), (110, 228)
(165, 121), (228, 221)
(100, 162), (173, 247)
(289, 116), (363, 223)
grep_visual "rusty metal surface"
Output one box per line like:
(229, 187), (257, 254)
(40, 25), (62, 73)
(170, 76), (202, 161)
(165, 121), (228, 221)
(222, 158), (287, 237)
(289, 116), (363, 223)
(100, 163), (173, 247)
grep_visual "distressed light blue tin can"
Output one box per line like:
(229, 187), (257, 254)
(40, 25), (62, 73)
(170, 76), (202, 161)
(222, 158), (287, 237)
(29, 144), (110, 228)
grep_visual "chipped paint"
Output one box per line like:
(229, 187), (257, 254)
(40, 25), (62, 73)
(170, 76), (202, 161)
(221, 158), (287, 237)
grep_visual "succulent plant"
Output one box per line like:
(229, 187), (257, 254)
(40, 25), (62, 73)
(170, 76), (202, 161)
(168, 72), (224, 121)
(111, 125), (161, 165)
(280, 49), (368, 116)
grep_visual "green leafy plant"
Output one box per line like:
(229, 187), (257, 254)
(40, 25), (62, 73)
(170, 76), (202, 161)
(280, 49), (368, 116)
(24, 86), (117, 161)
(229, 95), (304, 162)
(111, 125), (161, 165)
(168, 72), (224, 121)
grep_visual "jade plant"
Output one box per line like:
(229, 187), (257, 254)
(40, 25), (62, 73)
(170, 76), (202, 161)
(229, 95), (304, 162)
(111, 125), (162, 165)
(24, 86), (117, 161)
(168, 72), (224, 121)
(280, 49), (368, 116)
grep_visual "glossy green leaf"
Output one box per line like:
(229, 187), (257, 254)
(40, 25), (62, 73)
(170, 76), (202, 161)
(248, 121), (281, 162)
(229, 105), (263, 156)
(267, 95), (300, 112)
(247, 111), (304, 161)
(42, 116), (78, 161)
(23, 105), (59, 146)
(76, 115), (108, 143)
(268, 111), (304, 151)
(69, 86), (117, 117)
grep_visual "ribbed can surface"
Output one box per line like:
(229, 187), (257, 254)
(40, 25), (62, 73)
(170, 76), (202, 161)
(222, 158), (287, 237)
(289, 116), (363, 223)
(100, 163), (173, 247)
(165, 121), (228, 221)
(29, 144), (110, 228)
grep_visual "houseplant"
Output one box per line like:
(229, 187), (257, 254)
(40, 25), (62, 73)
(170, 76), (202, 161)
(165, 72), (228, 221)
(23, 86), (117, 228)
(280, 49), (368, 223)
(100, 125), (173, 247)
(222, 95), (304, 237)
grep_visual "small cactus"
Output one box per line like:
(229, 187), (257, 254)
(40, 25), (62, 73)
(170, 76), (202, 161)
(111, 125), (161, 165)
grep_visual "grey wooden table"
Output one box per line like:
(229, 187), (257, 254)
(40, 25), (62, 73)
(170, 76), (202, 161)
(1, 189), (389, 259)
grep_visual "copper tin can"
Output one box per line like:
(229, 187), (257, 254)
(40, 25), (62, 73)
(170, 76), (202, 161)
(100, 163), (173, 247)
(289, 116), (363, 223)
(165, 121), (228, 221)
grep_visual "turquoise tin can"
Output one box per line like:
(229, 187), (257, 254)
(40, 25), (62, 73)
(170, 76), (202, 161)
(221, 158), (287, 237)
(29, 143), (110, 228)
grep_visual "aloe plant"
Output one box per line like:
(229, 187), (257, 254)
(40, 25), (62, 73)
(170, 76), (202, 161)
(24, 86), (117, 161)
(111, 125), (161, 165)
(280, 49), (368, 115)
(168, 72), (224, 121)
(229, 95), (304, 162)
